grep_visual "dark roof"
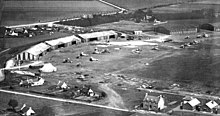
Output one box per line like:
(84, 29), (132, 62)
(157, 19), (209, 31)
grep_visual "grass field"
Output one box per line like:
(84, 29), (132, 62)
(153, 3), (220, 13)
(1, 0), (119, 26)
(104, 0), (192, 10)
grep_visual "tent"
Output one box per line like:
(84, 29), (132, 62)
(5, 59), (15, 69)
(39, 63), (57, 72)
(0, 69), (5, 82)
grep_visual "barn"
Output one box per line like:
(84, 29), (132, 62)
(200, 23), (220, 31)
(154, 20), (199, 35)
(78, 30), (118, 42)
(16, 43), (51, 61)
(45, 35), (81, 49)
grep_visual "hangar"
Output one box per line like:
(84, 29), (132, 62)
(45, 35), (81, 50)
(200, 23), (220, 31)
(154, 24), (198, 35)
(16, 43), (51, 61)
(154, 20), (199, 35)
(78, 30), (118, 42)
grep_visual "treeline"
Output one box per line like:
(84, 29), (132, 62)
(57, 13), (136, 27)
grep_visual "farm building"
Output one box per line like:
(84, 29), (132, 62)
(154, 20), (200, 35)
(78, 30), (117, 42)
(181, 97), (201, 111)
(45, 35), (81, 49)
(16, 43), (51, 61)
(200, 23), (220, 31)
(203, 100), (219, 113)
(142, 93), (165, 111)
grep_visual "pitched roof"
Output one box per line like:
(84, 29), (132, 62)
(206, 100), (218, 109)
(24, 43), (50, 56)
(78, 30), (117, 39)
(188, 98), (200, 107)
(143, 93), (160, 103)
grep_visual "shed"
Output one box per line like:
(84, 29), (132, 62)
(16, 43), (51, 61)
(203, 100), (219, 113)
(45, 35), (81, 49)
(78, 30), (117, 42)
(182, 97), (201, 111)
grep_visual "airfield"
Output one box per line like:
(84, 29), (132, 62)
(1, 0), (220, 116)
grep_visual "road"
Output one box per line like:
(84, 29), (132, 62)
(0, 89), (132, 113)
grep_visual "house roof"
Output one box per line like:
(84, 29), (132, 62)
(188, 98), (200, 107)
(78, 30), (117, 39)
(143, 93), (160, 103)
(24, 43), (50, 56)
(206, 100), (218, 109)
(45, 35), (81, 46)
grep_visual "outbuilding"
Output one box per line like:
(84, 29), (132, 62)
(78, 30), (118, 42)
(16, 43), (51, 61)
(182, 97), (201, 111)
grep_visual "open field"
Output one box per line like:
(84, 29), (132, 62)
(1, 0), (118, 26)
(104, 0), (192, 10)
(93, 20), (154, 31)
(153, 3), (220, 13)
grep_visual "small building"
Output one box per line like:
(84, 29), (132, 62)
(78, 30), (118, 42)
(203, 100), (219, 113)
(200, 23), (220, 32)
(154, 20), (199, 35)
(45, 35), (81, 49)
(16, 43), (51, 61)
(142, 93), (165, 111)
(182, 97), (201, 111)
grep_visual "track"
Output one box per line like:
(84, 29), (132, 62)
(0, 89), (132, 113)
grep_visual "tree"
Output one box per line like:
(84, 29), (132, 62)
(8, 99), (18, 111)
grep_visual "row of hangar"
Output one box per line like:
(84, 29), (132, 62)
(15, 30), (118, 61)
(154, 22), (220, 35)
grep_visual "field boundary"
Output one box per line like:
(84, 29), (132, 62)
(0, 89), (132, 112)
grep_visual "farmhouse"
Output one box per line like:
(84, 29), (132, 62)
(45, 35), (81, 49)
(154, 23), (198, 35)
(142, 93), (165, 111)
(78, 30), (118, 42)
(200, 23), (220, 32)
(16, 43), (51, 61)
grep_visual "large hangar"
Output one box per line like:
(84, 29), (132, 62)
(200, 23), (220, 31)
(154, 23), (198, 35)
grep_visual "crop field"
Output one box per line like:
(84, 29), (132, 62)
(1, 0), (118, 26)
(153, 3), (220, 13)
(193, 0), (220, 4)
(104, 0), (192, 10)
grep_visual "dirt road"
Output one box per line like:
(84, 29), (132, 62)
(99, 84), (126, 109)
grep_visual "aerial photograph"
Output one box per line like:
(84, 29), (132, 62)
(1, 0), (220, 115)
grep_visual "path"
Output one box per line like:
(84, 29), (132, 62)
(99, 0), (128, 12)
(99, 84), (126, 109)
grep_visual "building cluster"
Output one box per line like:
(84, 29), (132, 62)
(8, 30), (117, 63)
(180, 96), (220, 114)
